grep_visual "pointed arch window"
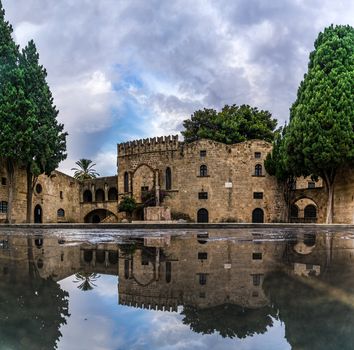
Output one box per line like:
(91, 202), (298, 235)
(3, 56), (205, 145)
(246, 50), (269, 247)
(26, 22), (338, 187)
(165, 167), (172, 190)
(200, 165), (208, 177)
(255, 164), (262, 176)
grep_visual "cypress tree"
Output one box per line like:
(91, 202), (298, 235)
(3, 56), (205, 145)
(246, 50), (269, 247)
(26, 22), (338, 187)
(284, 25), (354, 223)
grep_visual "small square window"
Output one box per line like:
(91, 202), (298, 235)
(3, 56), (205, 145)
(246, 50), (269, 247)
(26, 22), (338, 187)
(198, 192), (208, 199)
(252, 274), (262, 286)
(1, 177), (6, 186)
(200, 150), (206, 157)
(308, 182), (315, 189)
(198, 252), (208, 260)
(255, 152), (261, 158)
(253, 192), (263, 199)
(252, 252), (262, 260)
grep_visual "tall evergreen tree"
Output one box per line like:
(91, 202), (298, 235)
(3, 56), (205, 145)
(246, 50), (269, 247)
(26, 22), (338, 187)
(284, 25), (354, 223)
(0, 0), (31, 223)
(19, 40), (67, 222)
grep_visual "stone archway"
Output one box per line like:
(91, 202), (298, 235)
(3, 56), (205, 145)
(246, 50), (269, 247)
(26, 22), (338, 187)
(84, 209), (117, 223)
(291, 198), (318, 223)
(252, 208), (264, 223)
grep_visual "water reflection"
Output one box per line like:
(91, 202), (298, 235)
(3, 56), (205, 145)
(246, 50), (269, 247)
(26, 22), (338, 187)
(0, 229), (353, 349)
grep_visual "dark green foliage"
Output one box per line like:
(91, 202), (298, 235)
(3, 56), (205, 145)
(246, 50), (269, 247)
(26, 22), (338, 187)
(71, 158), (100, 180)
(141, 188), (169, 206)
(284, 25), (354, 223)
(118, 196), (137, 214)
(182, 104), (277, 144)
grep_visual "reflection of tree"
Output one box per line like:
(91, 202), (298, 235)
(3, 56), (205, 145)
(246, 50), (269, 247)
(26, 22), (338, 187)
(264, 271), (354, 350)
(74, 272), (100, 291)
(182, 304), (276, 339)
(0, 278), (69, 350)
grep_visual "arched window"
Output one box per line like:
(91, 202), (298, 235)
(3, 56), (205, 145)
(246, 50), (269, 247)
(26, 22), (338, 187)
(57, 208), (65, 217)
(252, 208), (264, 223)
(0, 201), (8, 213)
(83, 190), (92, 203)
(255, 164), (262, 176)
(83, 250), (93, 263)
(304, 205), (317, 218)
(197, 208), (209, 223)
(290, 204), (299, 218)
(124, 172), (129, 193)
(108, 187), (118, 200)
(96, 189), (105, 202)
(200, 165), (208, 177)
(165, 167), (172, 190)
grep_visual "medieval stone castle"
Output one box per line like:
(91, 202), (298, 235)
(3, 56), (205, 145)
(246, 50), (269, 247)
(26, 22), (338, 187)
(1, 135), (354, 224)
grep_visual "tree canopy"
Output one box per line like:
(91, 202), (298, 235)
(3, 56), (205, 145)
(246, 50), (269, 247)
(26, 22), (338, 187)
(283, 25), (354, 223)
(71, 159), (100, 180)
(182, 104), (278, 144)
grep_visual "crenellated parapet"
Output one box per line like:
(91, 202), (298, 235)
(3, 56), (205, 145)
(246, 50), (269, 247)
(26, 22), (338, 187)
(119, 293), (178, 312)
(118, 135), (180, 157)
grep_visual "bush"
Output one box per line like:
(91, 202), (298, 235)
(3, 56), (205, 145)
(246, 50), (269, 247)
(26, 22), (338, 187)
(118, 196), (137, 214)
(171, 211), (192, 222)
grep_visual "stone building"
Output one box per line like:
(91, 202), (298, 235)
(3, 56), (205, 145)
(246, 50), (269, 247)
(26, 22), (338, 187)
(1, 134), (354, 223)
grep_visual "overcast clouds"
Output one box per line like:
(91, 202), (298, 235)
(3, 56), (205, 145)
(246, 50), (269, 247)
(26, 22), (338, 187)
(2, 0), (354, 175)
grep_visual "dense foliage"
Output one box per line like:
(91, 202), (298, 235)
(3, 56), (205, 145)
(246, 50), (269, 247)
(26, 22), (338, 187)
(283, 25), (354, 223)
(182, 104), (277, 144)
(118, 196), (137, 219)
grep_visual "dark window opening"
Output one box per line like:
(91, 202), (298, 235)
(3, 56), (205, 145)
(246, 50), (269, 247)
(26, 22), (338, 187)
(60, 191), (63, 199)
(200, 150), (206, 158)
(199, 292), (206, 298)
(57, 208), (65, 217)
(83, 190), (92, 203)
(308, 182), (315, 189)
(83, 250), (93, 263)
(254, 164), (262, 176)
(198, 252), (208, 260)
(1, 177), (6, 185)
(291, 204), (299, 218)
(0, 201), (8, 213)
(198, 273), (207, 285)
(252, 274), (262, 286)
(109, 251), (118, 264)
(252, 252), (262, 260)
(253, 192), (263, 199)
(0, 240), (9, 249)
(198, 192), (208, 199)
(166, 261), (172, 283)
(141, 250), (149, 265)
(95, 189), (105, 202)
(124, 172), (129, 193)
(35, 183), (42, 194)
(200, 165), (208, 177)
(304, 204), (317, 218)
(96, 250), (105, 264)
(141, 186), (149, 201)
(165, 167), (172, 190)
(255, 152), (261, 158)
(124, 259), (130, 279)
(108, 187), (118, 200)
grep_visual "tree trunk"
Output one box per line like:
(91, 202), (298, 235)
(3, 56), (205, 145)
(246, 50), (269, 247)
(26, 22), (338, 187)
(6, 160), (15, 224)
(324, 171), (336, 224)
(26, 166), (33, 223)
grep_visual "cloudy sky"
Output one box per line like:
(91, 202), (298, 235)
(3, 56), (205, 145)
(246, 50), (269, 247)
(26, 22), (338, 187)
(2, 0), (354, 176)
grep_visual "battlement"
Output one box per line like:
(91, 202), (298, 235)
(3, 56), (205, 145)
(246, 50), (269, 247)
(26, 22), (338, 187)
(119, 293), (178, 312)
(118, 135), (180, 157)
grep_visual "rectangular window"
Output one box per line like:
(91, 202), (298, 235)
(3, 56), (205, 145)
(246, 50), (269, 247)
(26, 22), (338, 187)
(198, 192), (208, 199)
(60, 191), (63, 199)
(252, 291), (259, 297)
(200, 150), (206, 158)
(1, 177), (6, 186)
(308, 182), (315, 189)
(0, 201), (8, 213)
(253, 192), (263, 199)
(198, 252), (208, 260)
(199, 292), (206, 298)
(252, 274), (262, 286)
(198, 273), (207, 285)
(255, 152), (261, 158)
(252, 252), (262, 260)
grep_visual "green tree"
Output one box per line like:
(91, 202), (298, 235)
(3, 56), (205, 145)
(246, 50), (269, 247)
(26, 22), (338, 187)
(265, 125), (296, 222)
(182, 104), (277, 144)
(284, 25), (354, 223)
(19, 40), (67, 222)
(118, 196), (137, 221)
(71, 158), (100, 180)
(0, 1), (29, 223)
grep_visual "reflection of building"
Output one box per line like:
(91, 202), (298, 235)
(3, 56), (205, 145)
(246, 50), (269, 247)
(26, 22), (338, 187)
(118, 231), (286, 311)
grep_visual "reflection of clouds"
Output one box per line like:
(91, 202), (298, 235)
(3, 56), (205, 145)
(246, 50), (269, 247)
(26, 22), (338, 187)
(58, 275), (290, 349)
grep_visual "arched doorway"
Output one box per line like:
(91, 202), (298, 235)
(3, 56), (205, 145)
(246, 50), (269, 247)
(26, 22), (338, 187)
(34, 205), (42, 223)
(197, 208), (209, 223)
(252, 208), (264, 223)
(84, 209), (117, 223)
(304, 204), (317, 222)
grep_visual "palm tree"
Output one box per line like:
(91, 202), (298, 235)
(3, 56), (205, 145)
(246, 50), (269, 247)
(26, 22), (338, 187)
(73, 272), (100, 291)
(71, 159), (100, 180)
